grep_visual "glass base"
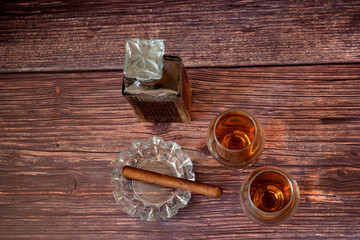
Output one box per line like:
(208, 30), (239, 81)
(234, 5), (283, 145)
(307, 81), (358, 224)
(133, 159), (176, 205)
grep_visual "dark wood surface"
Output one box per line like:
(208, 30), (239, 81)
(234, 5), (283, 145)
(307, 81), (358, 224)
(1, 0), (360, 72)
(1, 66), (360, 239)
(1, 1), (360, 239)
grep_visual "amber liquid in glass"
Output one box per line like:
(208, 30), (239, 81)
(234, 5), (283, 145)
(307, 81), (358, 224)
(215, 113), (255, 150)
(250, 171), (291, 212)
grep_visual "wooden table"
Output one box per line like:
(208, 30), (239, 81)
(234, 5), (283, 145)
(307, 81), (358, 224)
(1, 1), (360, 239)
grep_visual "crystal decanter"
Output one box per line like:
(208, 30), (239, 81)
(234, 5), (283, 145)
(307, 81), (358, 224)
(122, 39), (192, 122)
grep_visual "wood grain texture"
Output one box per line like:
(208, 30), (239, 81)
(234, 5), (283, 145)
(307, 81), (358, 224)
(1, 0), (360, 72)
(1, 65), (360, 239)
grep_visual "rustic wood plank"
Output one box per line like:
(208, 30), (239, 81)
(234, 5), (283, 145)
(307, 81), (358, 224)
(1, 65), (360, 239)
(1, 0), (360, 72)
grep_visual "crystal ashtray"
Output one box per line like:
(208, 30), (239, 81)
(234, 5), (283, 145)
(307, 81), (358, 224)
(111, 137), (195, 221)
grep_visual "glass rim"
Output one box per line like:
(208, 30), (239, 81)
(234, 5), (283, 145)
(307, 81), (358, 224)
(247, 167), (294, 215)
(213, 109), (259, 153)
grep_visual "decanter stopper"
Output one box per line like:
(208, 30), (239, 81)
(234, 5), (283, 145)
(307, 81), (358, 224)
(124, 39), (164, 82)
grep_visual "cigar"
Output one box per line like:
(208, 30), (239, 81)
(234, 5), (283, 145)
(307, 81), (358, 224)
(122, 166), (223, 198)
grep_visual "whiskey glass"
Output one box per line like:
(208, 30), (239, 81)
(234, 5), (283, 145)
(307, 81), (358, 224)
(240, 166), (300, 225)
(206, 109), (264, 168)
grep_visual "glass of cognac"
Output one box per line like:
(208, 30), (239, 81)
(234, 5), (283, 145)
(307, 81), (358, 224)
(240, 166), (300, 225)
(207, 109), (264, 168)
